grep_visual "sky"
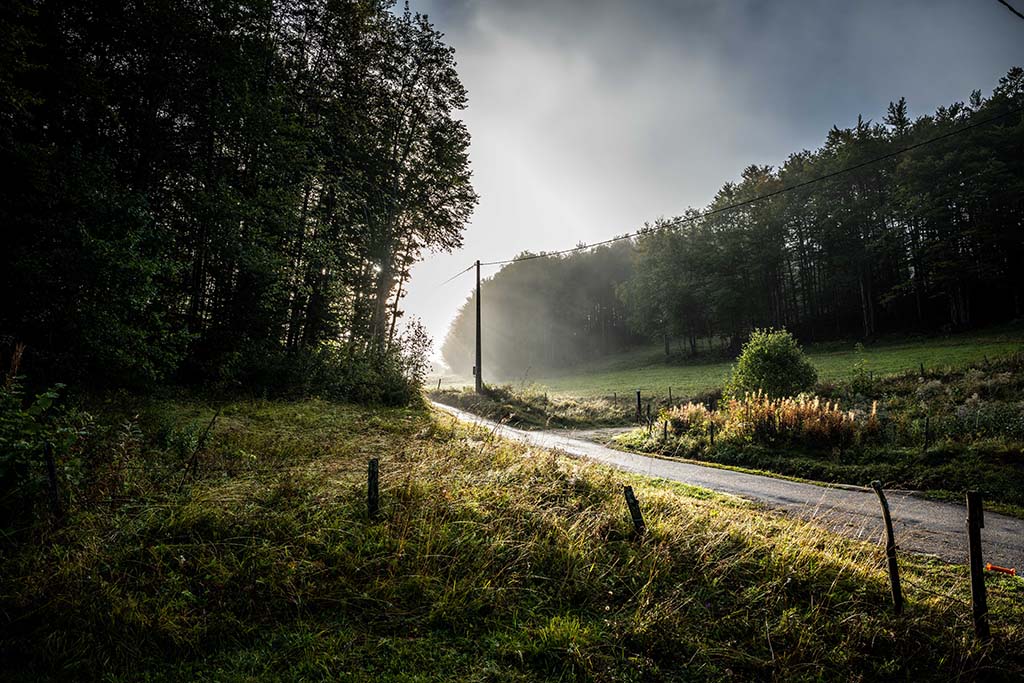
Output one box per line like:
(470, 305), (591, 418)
(400, 0), (1024, 362)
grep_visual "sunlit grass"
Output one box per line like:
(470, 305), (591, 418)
(450, 325), (1024, 399)
(4, 397), (1023, 680)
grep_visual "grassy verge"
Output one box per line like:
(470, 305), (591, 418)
(3, 396), (1024, 680)
(614, 353), (1024, 512)
(429, 384), (631, 429)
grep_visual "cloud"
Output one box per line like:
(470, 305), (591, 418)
(401, 0), (1024, 362)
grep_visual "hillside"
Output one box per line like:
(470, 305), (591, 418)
(3, 397), (1023, 681)
(438, 325), (1024, 399)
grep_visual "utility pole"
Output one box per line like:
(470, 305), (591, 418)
(475, 259), (483, 393)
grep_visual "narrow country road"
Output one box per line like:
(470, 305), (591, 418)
(431, 401), (1024, 570)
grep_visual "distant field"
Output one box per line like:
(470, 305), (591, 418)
(437, 324), (1024, 399)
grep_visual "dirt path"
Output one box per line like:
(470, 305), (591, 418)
(432, 401), (1024, 570)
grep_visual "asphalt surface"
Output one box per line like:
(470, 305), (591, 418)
(432, 401), (1024, 570)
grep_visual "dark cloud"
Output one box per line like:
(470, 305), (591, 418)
(402, 0), (1024, 360)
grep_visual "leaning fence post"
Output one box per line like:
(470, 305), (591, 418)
(870, 481), (903, 614)
(623, 485), (646, 536)
(367, 458), (380, 519)
(43, 443), (63, 520)
(966, 491), (990, 640)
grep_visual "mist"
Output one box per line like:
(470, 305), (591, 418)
(400, 0), (1024, 363)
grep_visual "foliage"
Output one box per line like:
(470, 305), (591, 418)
(663, 391), (878, 451)
(0, 346), (90, 529)
(442, 241), (640, 377)
(431, 384), (630, 429)
(618, 352), (1024, 511)
(723, 328), (818, 400)
(3, 397), (1023, 680)
(0, 1), (475, 395)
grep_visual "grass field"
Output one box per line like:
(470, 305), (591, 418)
(439, 325), (1024, 399)
(5, 397), (1024, 680)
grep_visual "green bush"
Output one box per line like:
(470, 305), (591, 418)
(1, 353), (91, 529)
(724, 328), (818, 400)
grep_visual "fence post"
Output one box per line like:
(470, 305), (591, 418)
(623, 485), (646, 536)
(43, 443), (63, 519)
(966, 491), (990, 640)
(663, 420), (668, 441)
(870, 481), (903, 614)
(636, 390), (642, 422)
(368, 458), (380, 519)
(437, 378), (442, 391)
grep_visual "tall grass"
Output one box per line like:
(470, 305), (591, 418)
(663, 391), (881, 449)
(2, 398), (1022, 680)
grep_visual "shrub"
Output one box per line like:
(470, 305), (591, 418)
(723, 391), (876, 449)
(661, 391), (880, 451)
(664, 402), (720, 436)
(724, 328), (817, 400)
(1, 345), (91, 529)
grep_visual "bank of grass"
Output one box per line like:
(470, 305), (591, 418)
(3, 397), (1024, 681)
(616, 352), (1024, 511)
(508, 325), (1024, 399)
(429, 384), (631, 429)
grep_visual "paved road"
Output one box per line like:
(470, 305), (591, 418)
(432, 401), (1024, 570)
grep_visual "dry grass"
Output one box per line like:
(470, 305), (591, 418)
(2, 397), (1023, 681)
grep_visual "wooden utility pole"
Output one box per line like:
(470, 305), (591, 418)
(475, 259), (483, 393)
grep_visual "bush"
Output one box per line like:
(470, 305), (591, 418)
(1, 345), (91, 529)
(214, 320), (433, 406)
(724, 328), (817, 400)
(662, 392), (880, 451)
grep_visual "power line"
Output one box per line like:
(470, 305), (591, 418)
(439, 102), (1024, 281)
(997, 0), (1024, 21)
(437, 262), (476, 287)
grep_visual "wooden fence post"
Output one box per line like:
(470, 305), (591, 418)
(368, 458), (380, 519)
(437, 378), (442, 391)
(43, 443), (63, 519)
(870, 481), (903, 614)
(636, 390), (642, 422)
(966, 491), (990, 640)
(663, 420), (668, 441)
(623, 485), (646, 536)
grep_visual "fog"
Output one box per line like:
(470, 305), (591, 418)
(401, 0), (1024, 362)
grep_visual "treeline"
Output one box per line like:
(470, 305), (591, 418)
(442, 243), (642, 378)
(0, 0), (475, 401)
(444, 68), (1023, 378)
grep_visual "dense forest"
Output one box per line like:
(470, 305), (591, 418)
(0, 0), (475, 402)
(443, 68), (1024, 378)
